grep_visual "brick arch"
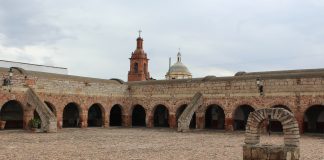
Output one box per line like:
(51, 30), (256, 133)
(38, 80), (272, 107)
(301, 100), (324, 115)
(231, 103), (256, 119)
(245, 108), (300, 147)
(151, 103), (170, 114)
(0, 99), (25, 129)
(109, 103), (124, 127)
(174, 100), (190, 110)
(109, 103), (126, 115)
(271, 104), (292, 112)
(0, 97), (27, 111)
(130, 104), (147, 127)
(151, 104), (170, 127)
(198, 100), (225, 114)
(266, 100), (294, 112)
(44, 101), (57, 116)
(62, 102), (83, 128)
(87, 103), (106, 127)
(128, 103), (147, 115)
(62, 102), (82, 112)
(87, 103), (106, 113)
(202, 103), (226, 130)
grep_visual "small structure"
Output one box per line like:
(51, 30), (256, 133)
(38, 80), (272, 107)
(0, 59), (67, 74)
(243, 108), (300, 160)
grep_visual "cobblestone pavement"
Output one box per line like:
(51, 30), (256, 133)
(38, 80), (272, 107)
(0, 128), (323, 160)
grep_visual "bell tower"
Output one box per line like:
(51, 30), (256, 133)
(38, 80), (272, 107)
(128, 31), (150, 81)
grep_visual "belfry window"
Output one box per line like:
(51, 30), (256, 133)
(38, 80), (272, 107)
(134, 63), (138, 73)
(144, 63), (147, 73)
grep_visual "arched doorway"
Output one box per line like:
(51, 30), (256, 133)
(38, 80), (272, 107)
(153, 105), (169, 127)
(176, 105), (187, 125)
(205, 105), (225, 129)
(0, 100), (24, 129)
(110, 104), (122, 126)
(132, 105), (146, 127)
(33, 110), (42, 129)
(190, 113), (196, 129)
(44, 101), (56, 116)
(176, 104), (196, 129)
(233, 105), (255, 131)
(87, 104), (103, 127)
(63, 103), (80, 128)
(270, 105), (292, 132)
(304, 105), (324, 133)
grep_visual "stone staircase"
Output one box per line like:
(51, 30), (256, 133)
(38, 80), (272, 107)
(26, 87), (57, 132)
(177, 92), (203, 132)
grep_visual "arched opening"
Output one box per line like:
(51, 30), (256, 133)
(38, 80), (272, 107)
(134, 63), (138, 73)
(190, 113), (196, 129)
(269, 105), (292, 132)
(132, 105), (146, 127)
(176, 104), (196, 129)
(110, 104), (122, 126)
(144, 63), (147, 73)
(0, 100), (24, 129)
(63, 103), (80, 128)
(153, 105), (169, 127)
(176, 104), (187, 124)
(32, 110), (42, 129)
(87, 104), (103, 127)
(205, 105), (225, 129)
(44, 101), (56, 117)
(233, 105), (255, 131)
(304, 105), (324, 133)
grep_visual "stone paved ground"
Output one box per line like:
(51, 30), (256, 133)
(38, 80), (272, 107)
(0, 128), (323, 160)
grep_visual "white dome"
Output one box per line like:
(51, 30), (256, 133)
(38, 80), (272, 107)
(169, 62), (191, 74)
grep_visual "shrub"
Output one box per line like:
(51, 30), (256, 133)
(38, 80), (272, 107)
(29, 118), (41, 128)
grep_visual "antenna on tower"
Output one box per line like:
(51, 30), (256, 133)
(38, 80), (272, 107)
(169, 57), (171, 71)
(138, 29), (142, 37)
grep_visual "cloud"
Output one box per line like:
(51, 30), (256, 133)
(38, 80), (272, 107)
(0, 0), (68, 46)
(0, 0), (324, 81)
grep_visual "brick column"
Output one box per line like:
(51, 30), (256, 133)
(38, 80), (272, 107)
(57, 111), (63, 129)
(80, 110), (87, 128)
(196, 113), (205, 129)
(168, 113), (176, 129)
(295, 114), (304, 134)
(225, 118), (233, 131)
(122, 114), (131, 127)
(103, 112), (109, 128)
(146, 112), (153, 128)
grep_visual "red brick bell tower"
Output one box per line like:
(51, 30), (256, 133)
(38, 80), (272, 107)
(128, 31), (150, 81)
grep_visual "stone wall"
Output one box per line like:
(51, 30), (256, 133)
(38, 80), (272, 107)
(0, 67), (323, 132)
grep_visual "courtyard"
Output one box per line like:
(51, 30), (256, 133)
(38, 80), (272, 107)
(0, 128), (323, 160)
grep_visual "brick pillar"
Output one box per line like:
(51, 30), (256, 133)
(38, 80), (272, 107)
(295, 114), (304, 134)
(197, 113), (205, 129)
(103, 112), (109, 128)
(23, 109), (33, 129)
(146, 112), (153, 128)
(168, 113), (176, 128)
(122, 114), (131, 127)
(80, 110), (87, 128)
(225, 118), (233, 131)
(57, 111), (63, 129)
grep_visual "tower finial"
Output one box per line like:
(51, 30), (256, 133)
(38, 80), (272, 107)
(177, 49), (181, 62)
(138, 30), (142, 37)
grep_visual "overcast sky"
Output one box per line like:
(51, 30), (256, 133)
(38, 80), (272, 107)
(0, 0), (324, 80)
